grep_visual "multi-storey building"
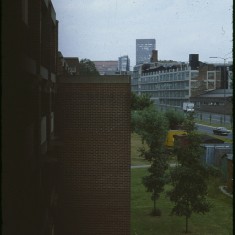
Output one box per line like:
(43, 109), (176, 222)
(93, 60), (118, 75)
(132, 54), (233, 113)
(136, 39), (156, 65)
(2, 0), (58, 234)
(118, 55), (130, 74)
(133, 62), (199, 110)
(3, 1), (131, 235)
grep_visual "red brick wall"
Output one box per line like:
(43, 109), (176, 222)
(55, 76), (130, 235)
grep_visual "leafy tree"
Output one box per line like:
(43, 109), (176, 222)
(133, 106), (169, 148)
(79, 58), (100, 76)
(142, 152), (168, 215)
(167, 115), (212, 233)
(181, 112), (196, 132)
(133, 106), (169, 215)
(164, 109), (185, 129)
(131, 92), (154, 111)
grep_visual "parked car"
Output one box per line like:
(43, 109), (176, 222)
(213, 127), (230, 136)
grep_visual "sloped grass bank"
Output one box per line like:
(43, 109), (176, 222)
(131, 168), (233, 235)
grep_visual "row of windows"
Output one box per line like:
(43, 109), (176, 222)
(141, 72), (190, 82)
(141, 90), (189, 98)
(139, 81), (189, 90)
(159, 99), (183, 106)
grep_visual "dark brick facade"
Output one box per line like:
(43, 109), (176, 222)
(2, 1), (131, 234)
(2, 0), (58, 234)
(55, 76), (131, 235)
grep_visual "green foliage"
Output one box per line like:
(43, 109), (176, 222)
(181, 112), (196, 133)
(132, 106), (169, 149)
(131, 92), (154, 111)
(206, 165), (222, 178)
(132, 105), (169, 216)
(79, 58), (100, 76)
(142, 154), (168, 215)
(164, 109), (185, 129)
(167, 114), (212, 233)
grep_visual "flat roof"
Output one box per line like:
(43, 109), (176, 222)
(58, 75), (130, 84)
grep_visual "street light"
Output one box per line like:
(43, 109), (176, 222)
(209, 56), (231, 123)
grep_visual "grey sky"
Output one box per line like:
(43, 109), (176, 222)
(52, 0), (233, 68)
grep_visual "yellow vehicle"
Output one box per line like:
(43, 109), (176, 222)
(165, 130), (187, 148)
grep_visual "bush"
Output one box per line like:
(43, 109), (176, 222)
(206, 165), (222, 178)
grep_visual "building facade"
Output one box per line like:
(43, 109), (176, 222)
(132, 53), (233, 113)
(55, 76), (131, 235)
(93, 60), (118, 75)
(2, 0), (58, 234)
(136, 39), (156, 65)
(3, 1), (131, 234)
(118, 55), (130, 74)
(132, 61), (198, 110)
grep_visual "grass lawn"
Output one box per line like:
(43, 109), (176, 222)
(131, 168), (233, 235)
(131, 133), (149, 165)
(131, 133), (233, 234)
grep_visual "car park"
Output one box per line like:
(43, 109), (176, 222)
(213, 127), (230, 136)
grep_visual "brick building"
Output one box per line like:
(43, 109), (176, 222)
(2, 1), (131, 234)
(2, 0), (58, 234)
(55, 76), (131, 235)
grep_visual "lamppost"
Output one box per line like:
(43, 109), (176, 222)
(209, 56), (231, 124)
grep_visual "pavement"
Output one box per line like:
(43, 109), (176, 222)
(219, 186), (233, 198)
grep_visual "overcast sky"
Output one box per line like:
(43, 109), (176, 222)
(52, 0), (233, 68)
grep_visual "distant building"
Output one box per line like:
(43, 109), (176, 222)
(190, 89), (233, 115)
(131, 53), (233, 115)
(118, 55), (130, 74)
(150, 50), (158, 63)
(93, 60), (118, 75)
(64, 57), (80, 75)
(136, 39), (156, 65)
(57, 52), (80, 76)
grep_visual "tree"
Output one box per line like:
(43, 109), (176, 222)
(142, 152), (168, 215)
(181, 112), (196, 132)
(164, 109), (185, 129)
(79, 58), (100, 76)
(131, 92), (154, 111)
(133, 106), (169, 215)
(167, 115), (212, 233)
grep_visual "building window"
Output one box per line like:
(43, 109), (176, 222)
(22, 0), (28, 25)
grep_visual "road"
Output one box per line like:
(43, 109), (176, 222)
(195, 123), (233, 140)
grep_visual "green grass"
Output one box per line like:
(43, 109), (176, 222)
(131, 133), (149, 165)
(131, 168), (233, 235)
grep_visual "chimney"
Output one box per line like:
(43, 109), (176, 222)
(189, 54), (199, 70)
(151, 50), (158, 62)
